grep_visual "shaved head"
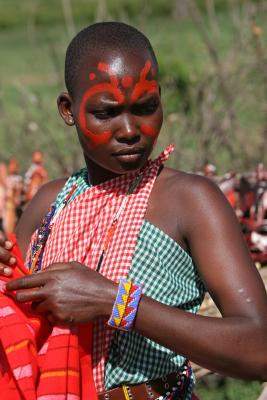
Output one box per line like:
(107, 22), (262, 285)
(65, 22), (158, 95)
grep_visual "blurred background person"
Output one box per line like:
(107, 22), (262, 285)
(0, 163), (7, 231)
(24, 150), (48, 202)
(3, 159), (23, 234)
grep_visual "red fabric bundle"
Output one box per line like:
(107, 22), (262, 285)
(0, 234), (97, 400)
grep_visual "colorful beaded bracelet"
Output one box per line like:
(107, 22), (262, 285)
(107, 278), (143, 331)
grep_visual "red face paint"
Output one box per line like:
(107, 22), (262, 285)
(97, 62), (119, 87)
(78, 60), (159, 146)
(121, 75), (133, 88)
(136, 62), (159, 141)
(79, 63), (125, 146)
(140, 124), (158, 138)
(89, 73), (96, 80)
(131, 60), (159, 102)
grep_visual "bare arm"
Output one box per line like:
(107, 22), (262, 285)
(16, 178), (66, 257)
(134, 176), (267, 380)
(0, 180), (65, 275)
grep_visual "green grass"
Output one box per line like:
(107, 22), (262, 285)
(196, 377), (262, 400)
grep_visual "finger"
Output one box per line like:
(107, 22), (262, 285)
(46, 313), (58, 326)
(6, 272), (50, 291)
(0, 247), (16, 266)
(0, 263), (13, 276)
(0, 231), (7, 246)
(32, 299), (52, 314)
(46, 313), (72, 327)
(33, 301), (73, 326)
(0, 231), (14, 250)
(4, 240), (14, 251)
(16, 288), (46, 303)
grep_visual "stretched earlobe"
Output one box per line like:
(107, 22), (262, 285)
(57, 92), (75, 126)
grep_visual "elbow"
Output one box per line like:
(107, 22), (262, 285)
(236, 322), (267, 381)
(234, 351), (267, 381)
(248, 332), (267, 381)
(255, 356), (267, 382)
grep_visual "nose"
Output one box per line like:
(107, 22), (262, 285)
(115, 113), (140, 143)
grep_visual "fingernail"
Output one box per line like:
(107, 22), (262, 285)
(0, 281), (6, 293)
(9, 257), (16, 265)
(5, 241), (13, 250)
(3, 267), (12, 276)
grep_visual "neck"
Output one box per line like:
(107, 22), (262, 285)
(85, 157), (122, 186)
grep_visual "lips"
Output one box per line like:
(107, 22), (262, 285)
(112, 147), (145, 163)
(112, 147), (144, 156)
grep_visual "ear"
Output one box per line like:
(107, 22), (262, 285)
(57, 92), (75, 126)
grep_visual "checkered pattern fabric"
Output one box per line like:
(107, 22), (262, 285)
(25, 146), (174, 393)
(105, 220), (205, 398)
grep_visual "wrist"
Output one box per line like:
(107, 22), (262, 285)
(101, 280), (118, 317)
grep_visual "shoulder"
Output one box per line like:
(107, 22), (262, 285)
(159, 167), (234, 234)
(16, 177), (67, 257)
(161, 167), (225, 206)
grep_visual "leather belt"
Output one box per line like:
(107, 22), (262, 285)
(98, 364), (191, 400)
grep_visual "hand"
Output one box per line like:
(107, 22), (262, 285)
(0, 231), (16, 276)
(6, 262), (117, 325)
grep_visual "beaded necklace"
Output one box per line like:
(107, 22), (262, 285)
(95, 173), (142, 272)
(28, 172), (143, 274)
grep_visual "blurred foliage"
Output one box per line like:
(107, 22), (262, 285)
(0, 0), (233, 29)
(0, 0), (263, 29)
(0, 0), (266, 179)
(196, 377), (262, 400)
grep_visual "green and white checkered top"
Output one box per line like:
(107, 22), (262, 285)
(53, 168), (206, 398)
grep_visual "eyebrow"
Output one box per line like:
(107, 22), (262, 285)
(88, 91), (159, 106)
(89, 99), (121, 107)
(134, 93), (159, 103)
(98, 99), (120, 105)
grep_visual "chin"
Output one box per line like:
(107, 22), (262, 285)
(115, 158), (147, 174)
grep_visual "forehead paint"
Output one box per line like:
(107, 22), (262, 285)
(78, 60), (159, 146)
(121, 75), (133, 88)
(89, 73), (96, 80)
(78, 62), (125, 146)
(131, 60), (158, 102)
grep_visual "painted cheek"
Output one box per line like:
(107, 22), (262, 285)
(140, 124), (159, 139)
(84, 130), (113, 145)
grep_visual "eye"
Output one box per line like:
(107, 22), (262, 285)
(91, 110), (110, 120)
(91, 107), (122, 120)
(132, 99), (159, 116)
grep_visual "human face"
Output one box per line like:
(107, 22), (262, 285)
(69, 52), (163, 177)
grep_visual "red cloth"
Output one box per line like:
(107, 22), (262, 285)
(0, 234), (97, 400)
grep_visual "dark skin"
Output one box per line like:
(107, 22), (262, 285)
(2, 48), (267, 382)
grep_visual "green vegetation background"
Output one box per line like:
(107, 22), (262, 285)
(0, 0), (266, 178)
(0, 1), (266, 398)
